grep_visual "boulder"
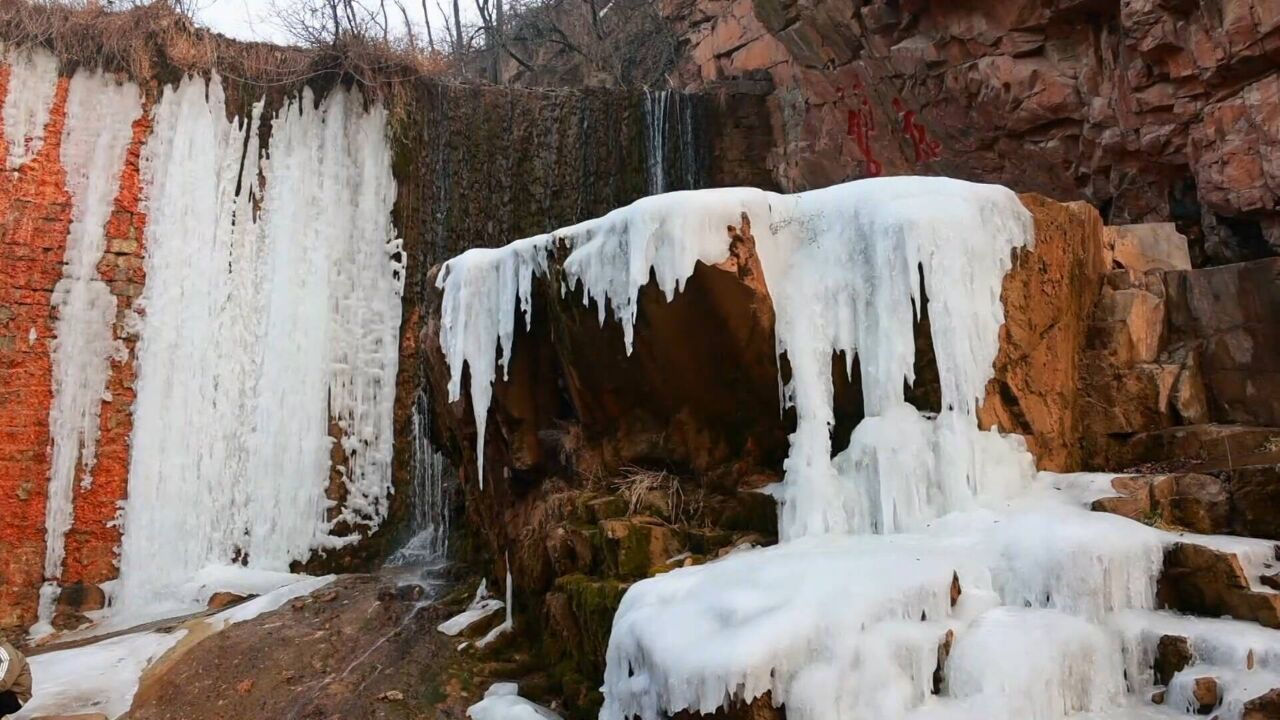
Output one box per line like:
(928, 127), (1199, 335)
(207, 592), (251, 611)
(1106, 223), (1192, 272)
(1221, 465), (1280, 540)
(55, 583), (106, 614)
(1244, 688), (1280, 720)
(1154, 634), (1192, 686)
(1158, 542), (1280, 629)
(1190, 675), (1220, 714)
(50, 611), (91, 632)
(1090, 473), (1229, 533)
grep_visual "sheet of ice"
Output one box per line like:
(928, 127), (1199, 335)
(42, 69), (141, 598)
(476, 562), (514, 647)
(930, 502), (1164, 618)
(438, 579), (504, 636)
(206, 574), (335, 631)
(761, 178), (1033, 540)
(1112, 609), (1280, 694)
(468, 683), (563, 720)
(118, 76), (402, 613)
(14, 630), (184, 719)
(938, 607), (1125, 720)
(602, 534), (977, 720)
(1165, 665), (1280, 720)
(2, 45), (59, 169)
(1041, 471), (1128, 506)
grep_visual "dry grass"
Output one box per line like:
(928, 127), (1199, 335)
(611, 465), (703, 524)
(0, 0), (448, 99)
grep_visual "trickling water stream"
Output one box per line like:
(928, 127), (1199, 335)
(387, 389), (453, 567)
(643, 89), (707, 195)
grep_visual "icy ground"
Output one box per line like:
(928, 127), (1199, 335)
(15, 575), (333, 719)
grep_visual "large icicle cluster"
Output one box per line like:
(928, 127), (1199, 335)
(116, 75), (402, 612)
(436, 177), (1280, 720)
(43, 70), (142, 587)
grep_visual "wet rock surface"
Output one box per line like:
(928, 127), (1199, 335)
(129, 575), (479, 720)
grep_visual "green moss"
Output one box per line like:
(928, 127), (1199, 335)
(553, 574), (628, 679)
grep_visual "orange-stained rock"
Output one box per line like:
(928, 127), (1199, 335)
(1243, 688), (1280, 720)
(978, 197), (1108, 471)
(1091, 473), (1230, 534)
(0, 70), (72, 636)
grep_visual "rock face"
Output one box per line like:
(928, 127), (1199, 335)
(1163, 258), (1280, 427)
(977, 196), (1108, 471)
(663, 0), (1280, 265)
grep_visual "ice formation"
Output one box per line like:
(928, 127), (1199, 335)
(437, 176), (1280, 720)
(437, 235), (551, 485)
(468, 683), (563, 720)
(116, 74), (402, 612)
(438, 579), (504, 636)
(2, 45), (59, 169)
(42, 70), (141, 595)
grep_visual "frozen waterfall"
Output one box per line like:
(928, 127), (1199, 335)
(434, 177), (1277, 720)
(114, 74), (403, 613)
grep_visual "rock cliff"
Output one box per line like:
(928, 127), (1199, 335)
(663, 0), (1280, 265)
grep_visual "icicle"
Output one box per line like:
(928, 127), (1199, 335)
(43, 69), (141, 585)
(476, 555), (514, 647)
(436, 234), (553, 487)
(2, 45), (59, 169)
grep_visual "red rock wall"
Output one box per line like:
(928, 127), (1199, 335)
(664, 0), (1280, 265)
(60, 104), (152, 588)
(0, 69), (72, 632)
(0, 62), (151, 632)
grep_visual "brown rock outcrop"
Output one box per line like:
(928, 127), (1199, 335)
(1154, 634), (1193, 686)
(665, 0), (1280, 265)
(977, 197), (1108, 471)
(1244, 688), (1280, 720)
(1158, 542), (1280, 628)
(1091, 473), (1230, 534)
(419, 194), (1109, 714)
(1163, 258), (1280, 427)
